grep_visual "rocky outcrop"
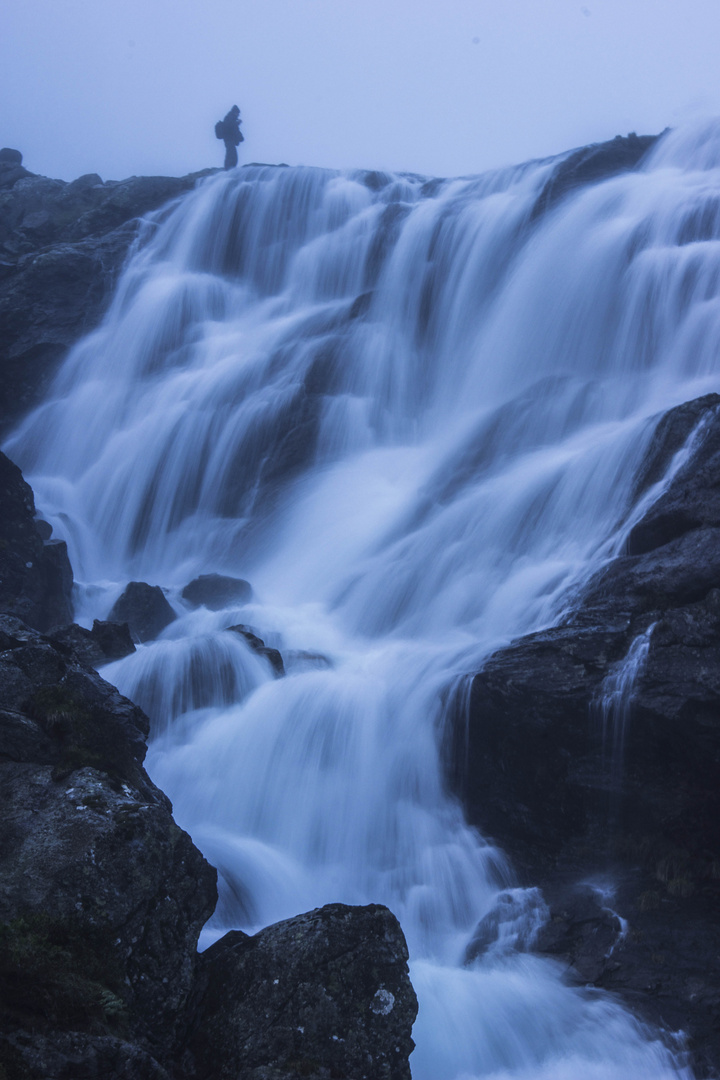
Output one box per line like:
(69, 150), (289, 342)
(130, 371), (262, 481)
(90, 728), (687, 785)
(0, 613), (219, 1077)
(108, 581), (178, 643)
(447, 393), (720, 1074)
(0, 450), (73, 631)
(0, 163), (215, 435)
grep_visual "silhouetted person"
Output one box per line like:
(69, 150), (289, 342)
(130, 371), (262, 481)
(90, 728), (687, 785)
(220, 105), (244, 170)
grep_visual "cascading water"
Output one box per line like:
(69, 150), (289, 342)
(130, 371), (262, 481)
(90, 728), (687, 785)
(596, 624), (656, 796)
(9, 119), (720, 1078)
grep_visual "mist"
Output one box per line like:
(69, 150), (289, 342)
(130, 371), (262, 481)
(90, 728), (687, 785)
(4, 0), (720, 182)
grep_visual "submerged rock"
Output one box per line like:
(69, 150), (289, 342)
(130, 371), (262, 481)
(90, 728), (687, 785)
(182, 572), (252, 610)
(226, 623), (285, 676)
(108, 581), (177, 643)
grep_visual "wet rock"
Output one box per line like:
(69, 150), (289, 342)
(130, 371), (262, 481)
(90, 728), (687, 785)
(0, 149), (23, 165)
(0, 450), (73, 631)
(185, 903), (417, 1080)
(0, 167), (214, 434)
(532, 132), (660, 219)
(0, 615), (218, 1076)
(226, 623), (285, 677)
(108, 582), (177, 643)
(626, 395), (720, 556)
(48, 619), (136, 667)
(182, 572), (252, 610)
(534, 884), (625, 984)
(465, 888), (548, 965)
(446, 393), (720, 1073)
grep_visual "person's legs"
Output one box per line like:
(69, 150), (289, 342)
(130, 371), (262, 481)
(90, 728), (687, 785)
(224, 141), (238, 170)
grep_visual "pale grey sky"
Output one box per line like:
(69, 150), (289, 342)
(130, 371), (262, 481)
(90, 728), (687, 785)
(3, 0), (720, 182)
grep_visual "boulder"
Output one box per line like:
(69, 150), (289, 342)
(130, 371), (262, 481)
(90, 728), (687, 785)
(0, 450), (73, 631)
(182, 573), (252, 610)
(185, 903), (417, 1080)
(0, 149), (23, 165)
(108, 582), (177, 643)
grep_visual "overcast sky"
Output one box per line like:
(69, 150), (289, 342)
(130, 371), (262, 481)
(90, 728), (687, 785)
(3, 0), (720, 183)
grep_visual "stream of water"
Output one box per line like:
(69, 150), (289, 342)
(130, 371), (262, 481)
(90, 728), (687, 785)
(9, 119), (720, 1078)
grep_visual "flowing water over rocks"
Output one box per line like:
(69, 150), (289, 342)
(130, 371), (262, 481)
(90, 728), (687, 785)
(6, 123), (720, 1077)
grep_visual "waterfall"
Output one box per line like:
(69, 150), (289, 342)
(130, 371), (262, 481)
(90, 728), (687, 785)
(597, 624), (655, 795)
(9, 119), (720, 1078)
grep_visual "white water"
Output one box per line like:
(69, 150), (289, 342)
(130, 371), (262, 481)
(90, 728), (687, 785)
(9, 120), (720, 1078)
(597, 624), (656, 793)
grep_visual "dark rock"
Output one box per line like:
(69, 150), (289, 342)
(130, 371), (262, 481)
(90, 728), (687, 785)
(534, 883), (625, 984)
(359, 170), (392, 192)
(0, 450), (73, 631)
(626, 395), (720, 556)
(0, 164), (32, 191)
(185, 903), (417, 1080)
(226, 624), (285, 677)
(446, 393), (720, 1074)
(532, 132), (661, 219)
(48, 619), (136, 667)
(0, 226), (136, 430)
(34, 518), (52, 541)
(108, 582), (177, 643)
(182, 573), (252, 610)
(447, 623), (630, 867)
(66, 172), (104, 192)
(0, 149), (23, 165)
(0, 615), (218, 1076)
(0, 168), (212, 434)
(89, 618), (137, 661)
(465, 888), (548, 965)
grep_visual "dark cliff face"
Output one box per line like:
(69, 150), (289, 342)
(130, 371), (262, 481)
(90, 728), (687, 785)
(0, 451), (73, 631)
(0, 611), (219, 1078)
(446, 393), (720, 1076)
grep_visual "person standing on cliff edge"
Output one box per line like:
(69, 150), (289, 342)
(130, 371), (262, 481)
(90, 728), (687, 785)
(217, 105), (244, 170)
